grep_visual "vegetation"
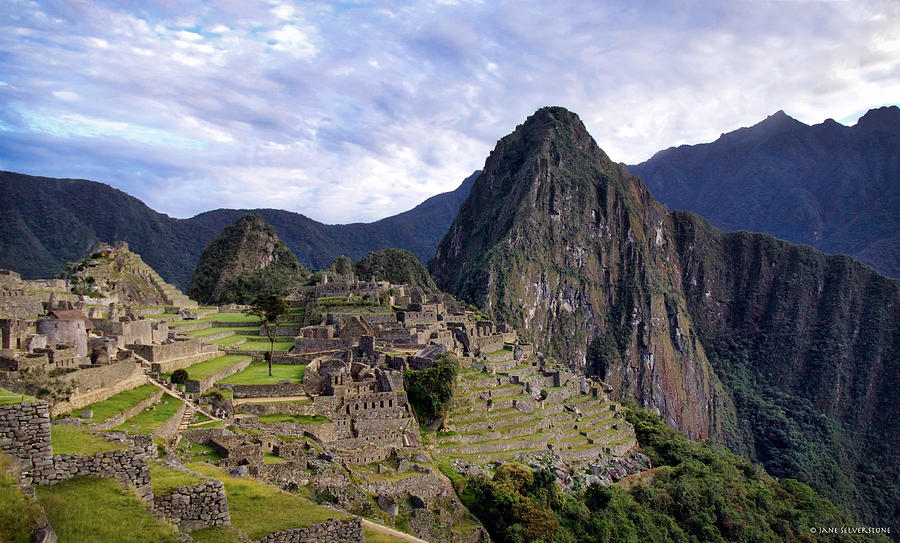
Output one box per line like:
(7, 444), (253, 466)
(0, 453), (40, 543)
(464, 408), (885, 543)
(178, 355), (247, 380)
(74, 384), (158, 422)
(187, 462), (347, 540)
(245, 293), (290, 376)
(50, 425), (126, 455)
(114, 395), (183, 434)
(404, 353), (458, 422)
(187, 214), (310, 304)
(36, 477), (182, 543)
(219, 362), (305, 385)
(170, 368), (189, 384)
(355, 248), (439, 293)
(147, 461), (204, 496)
(0, 386), (37, 406)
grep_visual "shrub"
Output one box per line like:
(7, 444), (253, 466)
(170, 369), (189, 384)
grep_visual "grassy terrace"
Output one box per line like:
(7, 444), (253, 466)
(74, 383), (159, 422)
(257, 413), (329, 424)
(212, 335), (247, 346)
(114, 395), (183, 434)
(50, 425), (126, 455)
(180, 355), (248, 380)
(148, 461), (205, 496)
(219, 362), (305, 385)
(1, 453), (40, 543)
(187, 462), (346, 540)
(231, 340), (294, 351)
(0, 386), (37, 406)
(37, 477), (181, 543)
(185, 326), (256, 338)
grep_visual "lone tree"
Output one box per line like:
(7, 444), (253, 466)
(245, 293), (289, 376)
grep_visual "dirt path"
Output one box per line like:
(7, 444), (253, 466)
(361, 519), (432, 543)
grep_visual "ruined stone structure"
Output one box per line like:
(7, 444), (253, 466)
(258, 517), (363, 543)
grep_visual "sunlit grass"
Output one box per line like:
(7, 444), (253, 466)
(74, 384), (159, 422)
(219, 362), (305, 385)
(114, 395), (183, 434)
(50, 425), (126, 455)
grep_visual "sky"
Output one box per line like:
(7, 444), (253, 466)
(1, 1), (898, 224)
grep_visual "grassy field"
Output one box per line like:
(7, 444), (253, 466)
(114, 395), (183, 434)
(219, 362), (305, 385)
(189, 527), (246, 543)
(0, 454), (40, 543)
(186, 326), (260, 338)
(207, 313), (261, 323)
(74, 383), (159, 422)
(50, 425), (126, 455)
(187, 462), (347, 540)
(212, 335), (247, 346)
(364, 526), (420, 543)
(181, 355), (248, 380)
(0, 386), (37, 406)
(36, 477), (182, 543)
(257, 413), (329, 425)
(233, 340), (294, 351)
(148, 461), (205, 496)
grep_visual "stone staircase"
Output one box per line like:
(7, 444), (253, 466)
(435, 350), (636, 465)
(146, 269), (198, 309)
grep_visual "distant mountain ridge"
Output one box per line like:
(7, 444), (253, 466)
(0, 170), (478, 289)
(630, 106), (900, 278)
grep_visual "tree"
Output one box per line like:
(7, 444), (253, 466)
(245, 293), (289, 376)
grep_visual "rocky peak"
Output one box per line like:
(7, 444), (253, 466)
(855, 104), (900, 132)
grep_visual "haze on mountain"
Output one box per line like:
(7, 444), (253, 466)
(0, 169), (478, 290)
(630, 105), (900, 278)
(429, 106), (900, 528)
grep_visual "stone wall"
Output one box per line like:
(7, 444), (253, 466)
(186, 357), (251, 394)
(232, 383), (306, 398)
(258, 517), (363, 543)
(236, 401), (316, 416)
(129, 339), (214, 363)
(50, 450), (152, 501)
(52, 359), (148, 416)
(0, 401), (53, 483)
(152, 400), (187, 442)
(149, 350), (221, 374)
(292, 337), (354, 354)
(152, 479), (230, 531)
(92, 388), (164, 430)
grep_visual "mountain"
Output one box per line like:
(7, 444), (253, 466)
(629, 106), (900, 278)
(355, 248), (438, 293)
(187, 214), (310, 304)
(429, 106), (900, 527)
(0, 169), (478, 289)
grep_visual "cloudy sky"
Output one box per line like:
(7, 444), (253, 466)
(1, 1), (898, 223)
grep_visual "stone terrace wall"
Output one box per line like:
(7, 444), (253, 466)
(52, 359), (148, 416)
(153, 479), (230, 531)
(0, 401), (53, 483)
(152, 400), (187, 442)
(258, 517), (363, 543)
(232, 383), (305, 398)
(236, 401), (316, 416)
(50, 450), (152, 501)
(186, 357), (251, 394)
(93, 389), (164, 431)
(150, 350), (221, 374)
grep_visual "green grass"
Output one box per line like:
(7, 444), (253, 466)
(50, 425), (126, 455)
(74, 384), (159, 422)
(219, 362), (306, 385)
(181, 443), (222, 463)
(264, 452), (287, 464)
(189, 527), (246, 543)
(181, 355), (248, 380)
(364, 527), (416, 543)
(0, 387), (37, 406)
(257, 413), (329, 425)
(208, 313), (261, 323)
(36, 477), (182, 543)
(212, 335), (247, 346)
(148, 461), (205, 495)
(187, 462), (347, 539)
(114, 395), (183, 434)
(185, 327), (229, 337)
(232, 340), (294, 351)
(0, 454), (40, 543)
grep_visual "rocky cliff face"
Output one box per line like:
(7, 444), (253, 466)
(187, 214), (309, 304)
(430, 107), (900, 525)
(430, 107), (728, 440)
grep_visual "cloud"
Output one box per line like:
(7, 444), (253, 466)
(0, 0), (898, 223)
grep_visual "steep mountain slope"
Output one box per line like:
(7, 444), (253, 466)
(429, 106), (900, 526)
(630, 106), (900, 278)
(187, 214), (310, 304)
(0, 170), (477, 288)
